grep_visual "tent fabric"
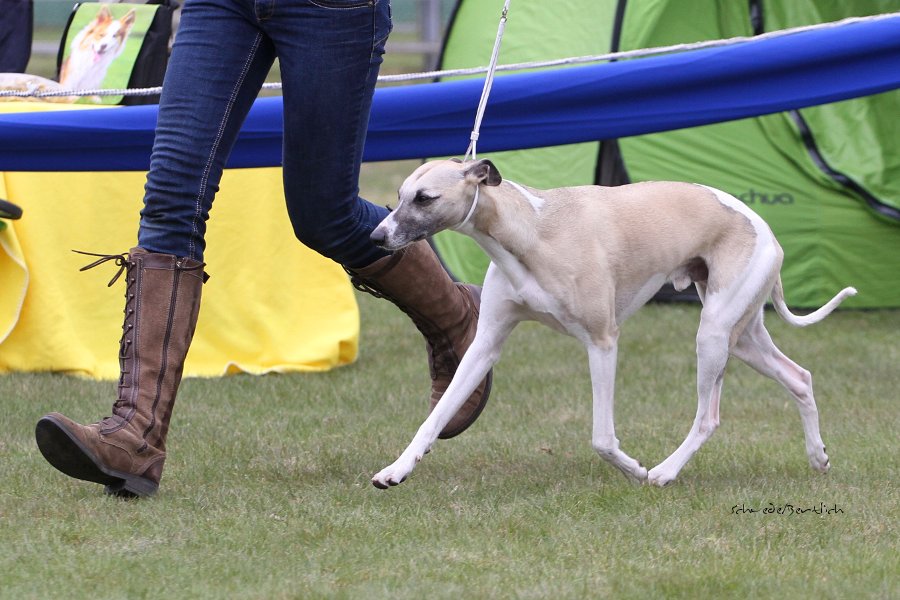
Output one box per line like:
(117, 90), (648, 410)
(0, 13), (898, 172)
(0, 175), (28, 347)
(617, 0), (900, 220)
(759, 1), (900, 219)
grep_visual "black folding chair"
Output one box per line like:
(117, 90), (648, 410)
(0, 198), (23, 230)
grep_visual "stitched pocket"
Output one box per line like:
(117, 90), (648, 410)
(309, 0), (373, 9)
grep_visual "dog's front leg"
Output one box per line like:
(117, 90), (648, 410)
(372, 298), (519, 489)
(588, 341), (649, 483)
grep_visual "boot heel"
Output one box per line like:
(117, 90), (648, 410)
(105, 476), (158, 498)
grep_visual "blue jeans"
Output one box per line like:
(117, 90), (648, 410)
(138, 0), (392, 268)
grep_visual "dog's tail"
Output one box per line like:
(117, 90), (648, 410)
(771, 275), (857, 327)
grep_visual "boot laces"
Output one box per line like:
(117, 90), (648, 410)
(74, 250), (133, 286)
(345, 268), (386, 299)
(74, 250), (138, 412)
(346, 268), (459, 378)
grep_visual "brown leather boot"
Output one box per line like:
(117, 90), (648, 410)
(347, 240), (492, 439)
(35, 248), (206, 497)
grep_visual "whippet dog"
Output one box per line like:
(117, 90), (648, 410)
(369, 158), (856, 488)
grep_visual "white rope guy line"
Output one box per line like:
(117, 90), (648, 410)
(383, 11), (900, 83)
(1, 11), (897, 100)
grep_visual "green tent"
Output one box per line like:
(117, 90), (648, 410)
(431, 0), (900, 308)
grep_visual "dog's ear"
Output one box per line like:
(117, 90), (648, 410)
(464, 159), (502, 187)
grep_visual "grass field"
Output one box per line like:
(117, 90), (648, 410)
(1, 293), (897, 599)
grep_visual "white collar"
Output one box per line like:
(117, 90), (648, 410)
(452, 185), (480, 231)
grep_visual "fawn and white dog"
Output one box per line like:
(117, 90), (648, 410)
(59, 6), (136, 95)
(369, 158), (856, 489)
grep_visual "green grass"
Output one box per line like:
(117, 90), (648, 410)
(1, 296), (897, 599)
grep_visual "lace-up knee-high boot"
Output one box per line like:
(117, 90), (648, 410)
(35, 248), (206, 497)
(346, 240), (492, 439)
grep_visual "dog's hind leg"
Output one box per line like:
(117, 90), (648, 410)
(731, 310), (829, 473)
(648, 313), (730, 486)
(588, 340), (648, 483)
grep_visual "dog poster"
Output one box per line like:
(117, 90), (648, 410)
(59, 3), (158, 105)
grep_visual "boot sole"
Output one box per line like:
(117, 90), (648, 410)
(35, 415), (158, 497)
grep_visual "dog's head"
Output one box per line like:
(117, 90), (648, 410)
(370, 158), (502, 251)
(73, 6), (136, 59)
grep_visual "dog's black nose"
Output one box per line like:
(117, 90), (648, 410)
(370, 228), (386, 247)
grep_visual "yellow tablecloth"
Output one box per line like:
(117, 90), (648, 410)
(0, 104), (358, 379)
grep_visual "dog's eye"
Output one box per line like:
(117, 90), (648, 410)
(414, 192), (439, 205)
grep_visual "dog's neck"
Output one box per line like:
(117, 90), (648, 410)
(460, 181), (543, 290)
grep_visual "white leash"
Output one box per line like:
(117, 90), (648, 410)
(454, 0), (510, 231)
(463, 0), (510, 163)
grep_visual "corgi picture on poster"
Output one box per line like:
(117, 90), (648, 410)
(59, 6), (136, 100)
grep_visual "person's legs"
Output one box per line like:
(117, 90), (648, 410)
(0, 0), (33, 73)
(270, 0), (492, 437)
(267, 0), (390, 268)
(139, 0), (276, 261)
(36, 0), (276, 496)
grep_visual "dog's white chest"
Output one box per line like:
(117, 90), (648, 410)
(502, 273), (586, 338)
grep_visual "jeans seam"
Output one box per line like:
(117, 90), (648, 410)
(189, 33), (263, 260)
(373, 0), (390, 53)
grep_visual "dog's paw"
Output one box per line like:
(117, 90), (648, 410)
(630, 464), (649, 484)
(371, 457), (417, 490)
(617, 462), (648, 484)
(371, 470), (406, 489)
(647, 465), (677, 487)
(809, 445), (830, 474)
